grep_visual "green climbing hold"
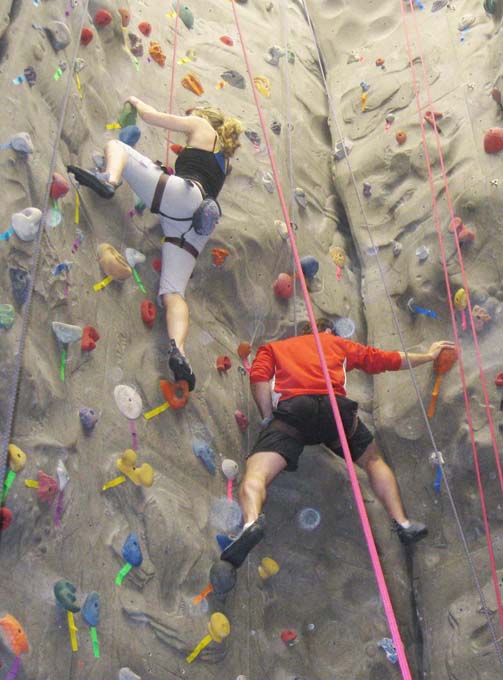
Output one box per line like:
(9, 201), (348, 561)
(0, 304), (14, 330)
(118, 103), (137, 128)
(174, 2), (194, 29)
(287, 49), (295, 65)
(484, 0), (497, 14)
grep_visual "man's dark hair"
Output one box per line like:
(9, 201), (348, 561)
(300, 317), (334, 335)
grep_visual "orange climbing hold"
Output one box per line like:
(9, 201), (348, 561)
(211, 248), (229, 266)
(160, 379), (189, 410)
(424, 110), (443, 128)
(428, 348), (457, 418)
(0, 615), (29, 656)
(182, 73), (204, 96)
(170, 143), (184, 155)
(216, 355), (232, 372)
(80, 27), (94, 46)
(149, 41), (166, 67)
(138, 21), (152, 37)
(237, 341), (251, 359)
(118, 8), (130, 27)
(395, 130), (407, 145)
(95, 9), (113, 27)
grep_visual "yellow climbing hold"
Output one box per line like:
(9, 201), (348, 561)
(254, 75), (271, 97)
(186, 613), (230, 663)
(258, 557), (280, 581)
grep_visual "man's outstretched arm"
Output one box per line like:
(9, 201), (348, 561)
(398, 340), (455, 369)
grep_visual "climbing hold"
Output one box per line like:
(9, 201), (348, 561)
(448, 216), (463, 233)
(118, 103), (137, 128)
(245, 129), (261, 148)
(495, 373), (503, 387)
(152, 258), (162, 273)
(392, 240), (402, 256)
(97, 243), (132, 280)
(458, 226), (475, 244)
(385, 113), (395, 130)
(271, 120), (281, 135)
(424, 110), (443, 129)
(258, 557), (279, 580)
(182, 73), (204, 96)
(141, 300), (156, 328)
(262, 171), (274, 192)
(416, 245), (430, 262)
(211, 248), (230, 266)
(9, 267), (30, 306)
(294, 187), (307, 208)
(329, 246), (346, 280)
(428, 348), (457, 418)
(254, 76), (271, 97)
(138, 22), (152, 37)
(334, 139), (353, 160)
(117, 449), (154, 487)
(273, 273), (294, 299)
(54, 459), (69, 526)
(395, 130), (407, 145)
(453, 289), (467, 330)
(114, 385), (143, 420)
(485, 0), (497, 13)
(472, 305), (492, 331)
(95, 9), (113, 27)
(217, 355), (232, 372)
(432, 0), (448, 10)
(129, 34), (144, 58)
(234, 410), (249, 431)
(8, 444), (27, 473)
(0, 507), (13, 531)
(118, 8), (130, 27)
(0, 304), (15, 329)
(26, 471), (58, 503)
(115, 533), (143, 585)
(222, 459), (239, 480)
(484, 128), (503, 154)
(264, 45), (284, 66)
(363, 182), (372, 198)
(0, 615), (29, 656)
(298, 507), (321, 530)
(281, 630), (297, 645)
(82, 592), (101, 627)
(45, 21), (72, 51)
(300, 256), (319, 279)
(23, 66), (37, 88)
(221, 70), (246, 89)
(149, 41), (166, 67)
(407, 298), (438, 318)
(119, 125), (141, 148)
(186, 614), (230, 663)
(378, 638), (398, 664)
(376, 57), (385, 67)
(11, 207), (42, 241)
(1, 132), (33, 154)
(125, 248), (145, 269)
(237, 341), (252, 373)
(81, 325), (100, 352)
(79, 407), (98, 433)
(81, 27), (94, 46)
(170, 143), (184, 155)
(192, 440), (216, 475)
(210, 561), (237, 595)
(52, 321), (82, 345)
(177, 3), (194, 30)
(119, 670), (141, 680)
(334, 317), (356, 338)
(220, 35), (234, 46)
(160, 379), (189, 409)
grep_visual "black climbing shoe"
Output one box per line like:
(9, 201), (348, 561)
(220, 514), (266, 568)
(67, 165), (117, 199)
(168, 340), (196, 392)
(393, 519), (428, 545)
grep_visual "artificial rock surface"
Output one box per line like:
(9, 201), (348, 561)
(0, 1), (501, 679)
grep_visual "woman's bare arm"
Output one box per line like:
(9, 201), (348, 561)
(125, 96), (198, 133)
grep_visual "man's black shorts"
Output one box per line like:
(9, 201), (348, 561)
(249, 394), (373, 472)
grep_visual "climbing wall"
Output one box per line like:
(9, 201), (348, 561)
(5, 0), (502, 679)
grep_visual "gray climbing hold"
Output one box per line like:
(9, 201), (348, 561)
(264, 45), (284, 66)
(222, 459), (239, 480)
(52, 321), (83, 345)
(416, 245), (430, 262)
(0, 132), (34, 154)
(270, 120), (281, 135)
(74, 58), (86, 74)
(334, 317), (356, 338)
(119, 670), (142, 680)
(392, 240), (402, 256)
(294, 187), (307, 208)
(333, 139), (353, 160)
(11, 207), (42, 242)
(79, 407), (98, 432)
(9, 267), (30, 305)
(262, 171), (274, 193)
(125, 248), (145, 268)
(45, 21), (72, 51)
(221, 70), (246, 89)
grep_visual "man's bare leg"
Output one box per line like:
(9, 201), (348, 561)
(239, 451), (287, 524)
(356, 441), (407, 523)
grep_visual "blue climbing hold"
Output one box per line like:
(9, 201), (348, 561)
(9, 267), (30, 305)
(119, 125), (141, 148)
(122, 533), (143, 567)
(300, 256), (319, 280)
(378, 637), (398, 664)
(192, 440), (216, 475)
(82, 592), (101, 627)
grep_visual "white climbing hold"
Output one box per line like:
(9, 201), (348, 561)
(119, 670), (142, 680)
(114, 385), (143, 420)
(52, 321), (83, 345)
(222, 459), (239, 480)
(262, 171), (274, 193)
(125, 248), (146, 268)
(11, 207), (42, 241)
(56, 460), (70, 491)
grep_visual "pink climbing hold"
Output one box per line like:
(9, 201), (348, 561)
(50, 173), (70, 200)
(234, 410), (249, 431)
(95, 9), (113, 27)
(484, 128), (503, 154)
(273, 273), (294, 299)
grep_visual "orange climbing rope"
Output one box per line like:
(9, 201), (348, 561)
(228, 2), (413, 677)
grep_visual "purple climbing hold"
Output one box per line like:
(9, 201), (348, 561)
(192, 440), (216, 475)
(79, 407), (98, 433)
(9, 267), (30, 305)
(300, 256), (319, 279)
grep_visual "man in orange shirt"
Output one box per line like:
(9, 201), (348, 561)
(221, 319), (455, 567)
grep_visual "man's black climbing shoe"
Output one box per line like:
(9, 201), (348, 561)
(393, 519), (428, 545)
(220, 514), (266, 568)
(168, 341), (196, 392)
(67, 165), (116, 199)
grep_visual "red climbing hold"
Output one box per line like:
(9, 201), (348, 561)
(237, 341), (251, 359)
(484, 128), (503, 154)
(495, 372), (503, 387)
(0, 507), (12, 531)
(50, 173), (70, 200)
(170, 143), (184, 155)
(424, 110), (443, 128)
(458, 227), (475, 244)
(160, 379), (189, 410)
(81, 325), (100, 352)
(152, 258), (162, 273)
(81, 27), (94, 46)
(141, 301), (156, 328)
(273, 273), (294, 299)
(448, 216), (463, 233)
(95, 9), (113, 27)
(37, 471), (58, 503)
(138, 21), (152, 37)
(234, 410), (249, 431)
(281, 630), (297, 644)
(220, 35), (234, 46)
(118, 8), (130, 27)
(216, 355), (232, 372)
(211, 248), (230, 266)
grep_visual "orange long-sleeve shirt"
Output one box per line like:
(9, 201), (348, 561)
(250, 333), (401, 401)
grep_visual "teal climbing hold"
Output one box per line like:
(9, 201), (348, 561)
(484, 0), (497, 14)
(0, 304), (15, 329)
(174, 3), (194, 29)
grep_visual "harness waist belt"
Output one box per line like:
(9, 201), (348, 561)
(161, 236), (199, 259)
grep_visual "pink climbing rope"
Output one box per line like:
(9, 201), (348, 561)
(229, 2), (412, 677)
(399, 0), (503, 633)
(165, 0), (181, 168)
